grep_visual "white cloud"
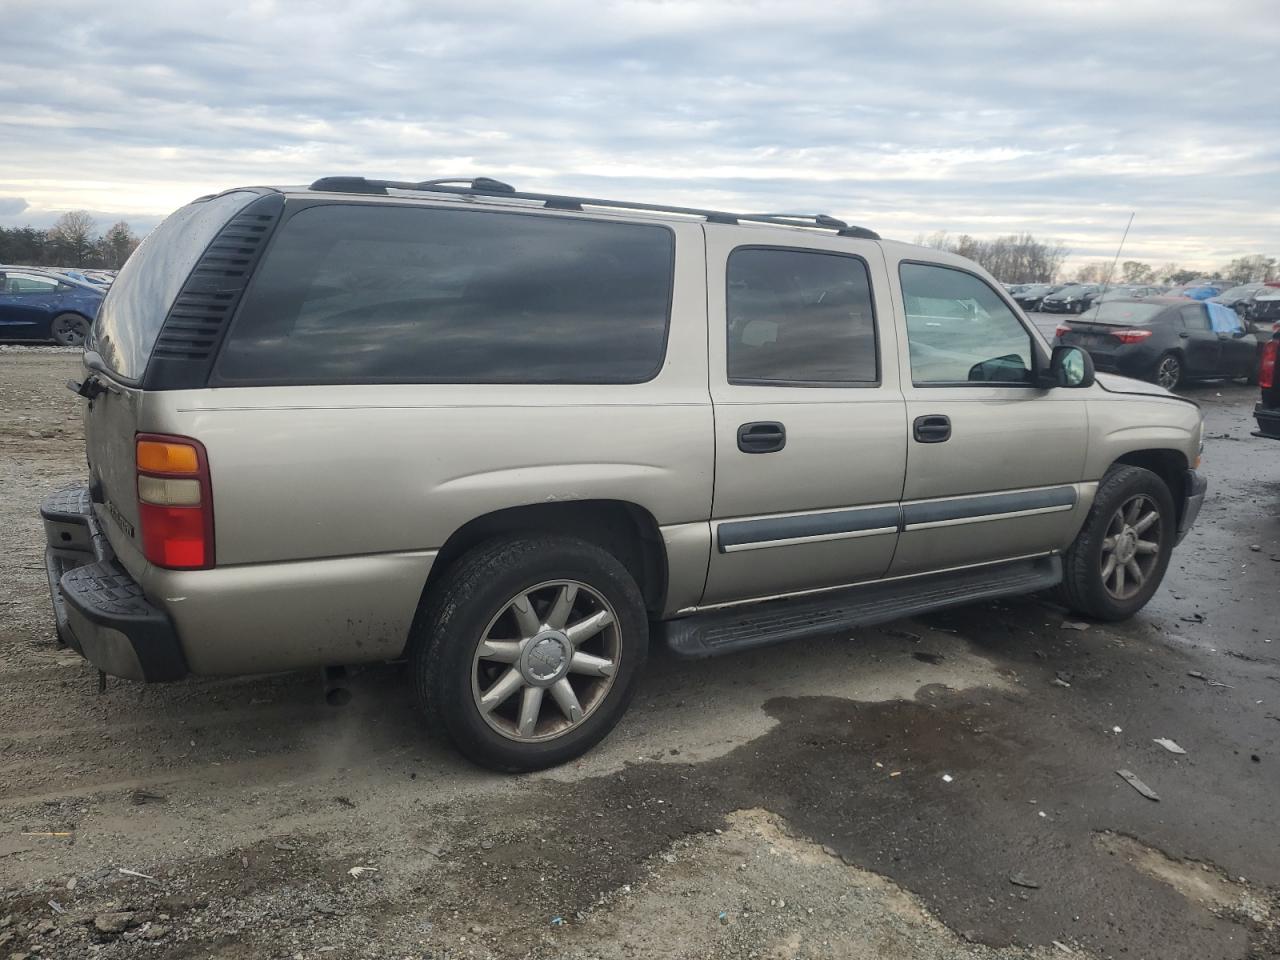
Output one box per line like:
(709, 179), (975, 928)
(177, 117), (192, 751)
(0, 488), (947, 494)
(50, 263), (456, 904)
(1, 0), (1277, 269)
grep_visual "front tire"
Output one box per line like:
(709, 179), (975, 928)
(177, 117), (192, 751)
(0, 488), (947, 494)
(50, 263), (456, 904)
(410, 535), (649, 771)
(1057, 465), (1176, 621)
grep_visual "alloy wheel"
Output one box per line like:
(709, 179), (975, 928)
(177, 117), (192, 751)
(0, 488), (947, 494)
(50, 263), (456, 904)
(1155, 355), (1180, 390)
(1099, 494), (1162, 601)
(471, 580), (621, 742)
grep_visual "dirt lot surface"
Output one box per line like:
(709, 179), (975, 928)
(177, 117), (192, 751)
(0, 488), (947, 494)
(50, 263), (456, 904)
(2, 345), (1278, 959)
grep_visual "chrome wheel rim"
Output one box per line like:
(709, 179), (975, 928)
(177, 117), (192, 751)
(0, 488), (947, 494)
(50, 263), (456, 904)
(52, 316), (88, 347)
(1156, 356), (1180, 389)
(1100, 494), (1162, 601)
(471, 580), (621, 742)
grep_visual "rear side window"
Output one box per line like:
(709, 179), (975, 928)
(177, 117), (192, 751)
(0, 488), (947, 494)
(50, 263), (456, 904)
(215, 204), (675, 385)
(1180, 304), (1210, 330)
(726, 247), (878, 384)
(92, 191), (259, 381)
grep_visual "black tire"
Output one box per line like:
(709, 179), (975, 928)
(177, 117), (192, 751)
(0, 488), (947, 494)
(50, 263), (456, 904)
(50, 313), (90, 347)
(1152, 351), (1182, 390)
(1056, 465), (1176, 621)
(410, 535), (648, 771)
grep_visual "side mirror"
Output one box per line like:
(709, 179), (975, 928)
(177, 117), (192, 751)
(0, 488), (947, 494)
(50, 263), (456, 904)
(1041, 344), (1095, 388)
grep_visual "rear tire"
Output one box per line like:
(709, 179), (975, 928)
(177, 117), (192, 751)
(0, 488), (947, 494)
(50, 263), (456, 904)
(1056, 465), (1176, 621)
(410, 535), (649, 771)
(50, 313), (90, 347)
(1152, 352), (1182, 390)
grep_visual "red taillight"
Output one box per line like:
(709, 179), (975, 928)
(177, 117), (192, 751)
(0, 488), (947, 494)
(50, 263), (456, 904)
(1112, 328), (1154, 344)
(1261, 340), (1278, 390)
(135, 434), (214, 569)
(1055, 324), (1072, 337)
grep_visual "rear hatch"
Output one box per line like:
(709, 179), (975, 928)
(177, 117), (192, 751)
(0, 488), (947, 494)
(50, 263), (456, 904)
(82, 190), (267, 567)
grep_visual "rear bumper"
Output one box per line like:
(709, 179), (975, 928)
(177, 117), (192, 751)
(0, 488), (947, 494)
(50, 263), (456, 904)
(1254, 403), (1280, 440)
(41, 486), (187, 682)
(1176, 469), (1207, 545)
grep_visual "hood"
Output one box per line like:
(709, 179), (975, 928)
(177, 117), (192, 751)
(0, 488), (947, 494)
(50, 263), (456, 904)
(1095, 372), (1197, 404)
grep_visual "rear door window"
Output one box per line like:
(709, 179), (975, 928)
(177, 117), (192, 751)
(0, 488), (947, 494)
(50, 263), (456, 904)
(1180, 304), (1210, 330)
(726, 247), (878, 384)
(215, 204), (675, 385)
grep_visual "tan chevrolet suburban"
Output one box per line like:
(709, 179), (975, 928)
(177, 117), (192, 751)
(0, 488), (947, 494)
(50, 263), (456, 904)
(41, 176), (1207, 770)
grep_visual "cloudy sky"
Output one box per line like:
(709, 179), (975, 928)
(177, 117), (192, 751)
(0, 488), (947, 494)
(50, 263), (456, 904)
(2, 0), (1277, 270)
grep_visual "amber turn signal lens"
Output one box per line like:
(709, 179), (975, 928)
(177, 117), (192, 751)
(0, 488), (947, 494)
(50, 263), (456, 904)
(137, 439), (199, 475)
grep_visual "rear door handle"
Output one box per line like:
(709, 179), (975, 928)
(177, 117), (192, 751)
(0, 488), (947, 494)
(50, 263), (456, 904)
(913, 414), (951, 443)
(737, 421), (786, 454)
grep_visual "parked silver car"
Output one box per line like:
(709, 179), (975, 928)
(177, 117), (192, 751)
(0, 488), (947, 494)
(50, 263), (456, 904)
(42, 177), (1206, 770)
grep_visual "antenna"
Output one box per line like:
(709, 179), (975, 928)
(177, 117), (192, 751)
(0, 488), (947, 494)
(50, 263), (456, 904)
(1095, 212), (1135, 323)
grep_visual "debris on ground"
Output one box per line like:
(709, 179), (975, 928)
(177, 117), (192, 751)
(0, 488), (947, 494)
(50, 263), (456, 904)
(347, 866), (378, 878)
(118, 868), (155, 880)
(129, 788), (166, 805)
(1187, 670), (1232, 688)
(1180, 613), (1206, 624)
(1153, 738), (1187, 755)
(1009, 874), (1040, 889)
(1050, 677), (1071, 688)
(1060, 621), (1090, 631)
(1116, 769), (1160, 801)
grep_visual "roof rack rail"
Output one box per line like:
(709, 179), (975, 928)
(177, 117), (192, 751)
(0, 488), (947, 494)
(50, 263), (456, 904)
(306, 176), (880, 240)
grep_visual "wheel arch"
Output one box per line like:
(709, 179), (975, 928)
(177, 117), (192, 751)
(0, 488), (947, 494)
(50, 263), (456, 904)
(421, 500), (669, 619)
(1110, 449), (1188, 527)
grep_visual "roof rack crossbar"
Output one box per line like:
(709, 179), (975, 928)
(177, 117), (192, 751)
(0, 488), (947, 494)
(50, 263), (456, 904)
(307, 176), (880, 239)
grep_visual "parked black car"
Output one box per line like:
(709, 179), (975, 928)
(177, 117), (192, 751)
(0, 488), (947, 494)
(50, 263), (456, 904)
(1012, 283), (1060, 312)
(1245, 285), (1280, 326)
(1055, 297), (1257, 389)
(1212, 282), (1266, 315)
(1255, 331), (1279, 440)
(1042, 283), (1101, 314)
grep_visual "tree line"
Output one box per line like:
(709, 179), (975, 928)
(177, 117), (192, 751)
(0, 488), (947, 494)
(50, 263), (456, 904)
(0, 211), (141, 270)
(915, 231), (1278, 287)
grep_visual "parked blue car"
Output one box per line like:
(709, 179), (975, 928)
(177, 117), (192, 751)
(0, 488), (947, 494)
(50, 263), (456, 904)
(0, 268), (104, 345)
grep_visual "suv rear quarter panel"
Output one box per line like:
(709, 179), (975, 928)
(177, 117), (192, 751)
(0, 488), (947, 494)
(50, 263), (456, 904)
(135, 220), (713, 674)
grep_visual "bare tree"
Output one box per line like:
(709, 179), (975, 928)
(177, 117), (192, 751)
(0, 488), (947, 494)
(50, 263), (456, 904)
(913, 231), (1069, 283)
(1220, 254), (1278, 284)
(1073, 262), (1107, 283)
(99, 221), (140, 269)
(47, 211), (97, 266)
(1120, 261), (1156, 284)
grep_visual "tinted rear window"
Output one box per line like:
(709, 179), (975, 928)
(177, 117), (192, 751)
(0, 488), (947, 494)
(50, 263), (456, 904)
(215, 204), (675, 385)
(92, 191), (258, 380)
(1086, 302), (1167, 324)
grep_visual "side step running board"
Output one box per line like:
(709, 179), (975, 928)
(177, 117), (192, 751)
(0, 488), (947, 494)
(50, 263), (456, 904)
(662, 556), (1062, 658)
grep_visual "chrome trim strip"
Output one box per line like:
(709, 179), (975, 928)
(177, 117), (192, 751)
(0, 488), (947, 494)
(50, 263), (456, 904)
(903, 502), (1075, 532)
(720, 525), (898, 553)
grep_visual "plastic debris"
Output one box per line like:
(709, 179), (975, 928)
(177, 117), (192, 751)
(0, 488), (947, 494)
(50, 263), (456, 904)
(1060, 621), (1090, 631)
(550, 916), (565, 926)
(1187, 670), (1232, 688)
(1111, 726), (1123, 734)
(941, 774), (953, 783)
(889, 771), (902, 777)
(347, 866), (378, 878)
(118, 868), (156, 880)
(48, 901), (64, 914)
(1009, 873), (1040, 889)
(1050, 677), (1071, 688)
(1116, 769), (1160, 801)
(1153, 738), (1187, 755)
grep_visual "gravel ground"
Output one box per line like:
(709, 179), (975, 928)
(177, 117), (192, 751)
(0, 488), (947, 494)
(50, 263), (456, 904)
(1, 345), (1277, 960)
